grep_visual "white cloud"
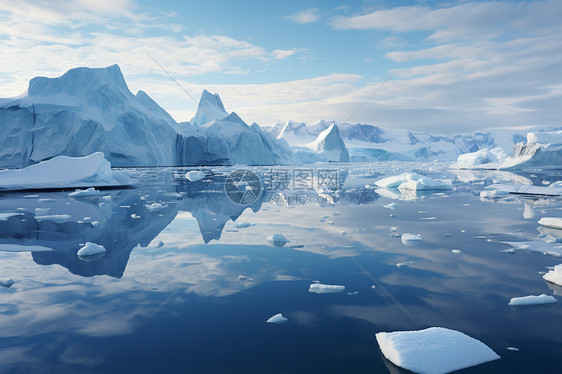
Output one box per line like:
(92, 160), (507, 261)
(271, 49), (298, 60)
(286, 8), (320, 24)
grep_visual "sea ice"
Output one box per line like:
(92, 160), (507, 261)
(538, 217), (562, 230)
(508, 294), (557, 307)
(375, 173), (452, 191)
(0, 152), (134, 191)
(376, 327), (500, 374)
(266, 313), (288, 324)
(77, 242), (106, 257)
(145, 203), (166, 211)
(384, 203), (398, 210)
(543, 264), (562, 286)
(35, 214), (72, 223)
(186, 170), (206, 182)
(267, 234), (290, 247)
(68, 187), (101, 197)
(308, 283), (345, 294)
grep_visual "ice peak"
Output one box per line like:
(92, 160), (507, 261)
(28, 64), (131, 98)
(191, 90), (229, 127)
(307, 124), (350, 162)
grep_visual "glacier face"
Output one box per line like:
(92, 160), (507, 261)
(0, 66), (293, 168)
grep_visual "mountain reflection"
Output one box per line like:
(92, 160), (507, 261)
(0, 167), (367, 278)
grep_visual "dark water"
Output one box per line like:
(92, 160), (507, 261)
(1, 162), (562, 373)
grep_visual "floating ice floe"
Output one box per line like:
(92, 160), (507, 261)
(538, 217), (562, 230)
(384, 203), (398, 210)
(501, 240), (562, 257)
(375, 173), (452, 191)
(77, 242), (106, 259)
(235, 222), (253, 229)
(238, 275), (252, 281)
(543, 264), (562, 286)
(35, 214), (72, 223)
(0, 278), (15, 288)
(308, 283), (345, 294)
(68, 187), (101, 197)
(266, 313), (288, 324)
(0, 152), (135, 191)
(267, 234), (290, 247)
(401, 233), (423, 246)
(508, 294), (557, 308)
(452, 249), (462, 254)
(376, 327), (500, 374)
(185, 170), (206, 182)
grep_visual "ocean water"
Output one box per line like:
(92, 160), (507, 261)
(1, 162), (561, 373)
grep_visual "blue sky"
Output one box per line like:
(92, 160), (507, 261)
(1, 0), (561, 133)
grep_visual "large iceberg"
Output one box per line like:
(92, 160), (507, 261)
(0, 66), (293, 168)
(0, 152), (134, 191)
(292, 124), (350, 163)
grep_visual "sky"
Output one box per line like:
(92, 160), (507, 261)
(1, 0), (561, 134)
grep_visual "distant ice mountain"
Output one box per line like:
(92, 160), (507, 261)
(269, 120), (532, 162)
(0, 66), (293, 168)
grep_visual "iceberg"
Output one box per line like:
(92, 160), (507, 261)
(376, 327), (500, 374)
(0, 152), (134, 191)
(543, 264), (562, 286)
(538, 217), (562, 230)
(0, 66), (293, 168)
(375, 173), (452, 191)
(451, 148), (506, 169)
(266, 313), (288, 324)
(508, 294), (557, 308)
(308, 283), (345, 294)
(501, 240), (562, 257)
(304, 124), (350, 162)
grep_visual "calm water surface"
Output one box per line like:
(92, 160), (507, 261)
(1, 162), (561, 373)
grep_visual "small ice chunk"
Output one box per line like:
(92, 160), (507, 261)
(501, 248), (516, 254)
(543, 264), (562, 286)
(186, 170), (205, 182)
(266, 313), (288, 324)
(267, 234), (290, 247)
(68, 187), (101, 197)
(238, 275), (252, 281)
(384, 203), (398, 210)
(376, 327), (500, 374)
(145, 203), (166, 211)
(506, 347), (519, 351)
(390, 226), (398, 231)
(371, 285), (376, 289)
(235, 222), (253, 229)
(131, 214), (141, 219)
(348, 291), (359, 295)
(309, 283), (345, 294)
(396, 261), (413, 268)
(77, 242), (106, 256)
(91, 221), (100, 227)
(35, 208), (50, 215)
(538, 217), (562, 230)
(508, 294), (557, 307)
(0, 278), (15, 288)
(401, 233), (422, 246)
(452, 249), (462, 254)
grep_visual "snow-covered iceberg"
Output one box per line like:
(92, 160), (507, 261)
(292, 124), (350, 163)
(0, 66), (293, 168)
(450, 148), (506, 169)
(376, 327), (500, 374)
(0, 152), (134, 191)
(266, 313), (288, 324)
